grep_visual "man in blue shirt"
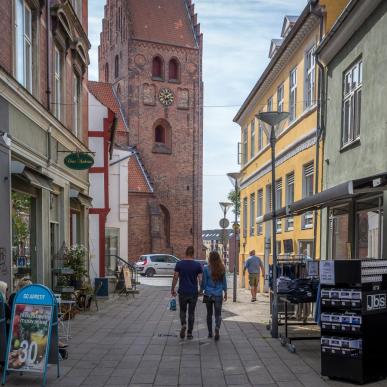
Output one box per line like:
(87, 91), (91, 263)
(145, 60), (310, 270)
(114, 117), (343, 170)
(243, 250), (265, 302)
(171, 246), (203, 339)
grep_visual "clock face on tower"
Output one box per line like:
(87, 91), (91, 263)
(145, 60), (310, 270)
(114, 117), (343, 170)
(158, 88), (174, 106)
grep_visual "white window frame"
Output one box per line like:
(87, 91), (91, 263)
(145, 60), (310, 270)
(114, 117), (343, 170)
(258, 118), (264, 151)
(54, 46), (62, 120)
(342, 59), (362, 147)
(73, 73), (81, 137)
(277, 83), (284, 112)
(250, 193), (255, 236)
(302, 163), (314, 229)
(250, 119), (255, 158)
(257, 189), (263, 235)
(285, 172), (295, 231)
(305, 46), (316, 109)
(267, 96), (273, 112)
(275, 179), (282, 233)
(15, 0), (32, 92)
(289, 68), (297, 121)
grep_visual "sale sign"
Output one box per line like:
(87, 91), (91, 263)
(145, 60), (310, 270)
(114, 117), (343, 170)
(2, 284), (60, 387)
(7, 304), (52, 372)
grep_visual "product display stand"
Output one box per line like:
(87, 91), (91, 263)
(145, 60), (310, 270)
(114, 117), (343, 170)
(320, 259), (387, 384)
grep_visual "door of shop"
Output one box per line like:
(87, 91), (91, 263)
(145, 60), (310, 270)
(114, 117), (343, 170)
(12, 191), (37, 286)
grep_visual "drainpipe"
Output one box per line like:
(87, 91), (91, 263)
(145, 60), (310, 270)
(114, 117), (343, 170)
(46, 0), (52, 111)
(311, 5), (324, 260)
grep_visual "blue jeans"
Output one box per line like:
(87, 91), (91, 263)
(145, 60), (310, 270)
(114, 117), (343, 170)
(206, 296), (223, 334)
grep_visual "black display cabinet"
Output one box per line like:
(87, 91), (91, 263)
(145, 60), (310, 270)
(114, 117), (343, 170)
(320, 259), (387, 384)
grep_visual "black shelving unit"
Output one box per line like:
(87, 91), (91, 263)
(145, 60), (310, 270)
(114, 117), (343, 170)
(320, 259), (387, 384)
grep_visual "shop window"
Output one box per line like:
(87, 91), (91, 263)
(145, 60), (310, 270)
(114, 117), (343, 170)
(70, 210), (81, 246)
(168, 58), (179, 82)
(12, 191), (36, 286)
(328, 206), (350, 260)
(15, 0), (33, 92)
(152, 56), (164, 80)
(105, 228), (120, 276)
(342, 59), (362, 147)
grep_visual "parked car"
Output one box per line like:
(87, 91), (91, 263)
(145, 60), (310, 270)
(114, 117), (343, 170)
(195, 260), (208, 270)
(135, 254), (180, 277)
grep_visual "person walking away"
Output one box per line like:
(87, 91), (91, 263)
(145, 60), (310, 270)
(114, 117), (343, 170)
(171, 246), (203, 340)
(202, 251), (227, 340)
(243, 250), (265, 302)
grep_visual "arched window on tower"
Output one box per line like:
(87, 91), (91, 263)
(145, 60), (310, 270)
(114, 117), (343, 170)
(152, 56), (164, 79)
(155, 125), (166, 144)
(105, 63), (109, 82)
(114, 55), (119, 78)
(152, 119), (172, 154)
(168, 58), (179, 82)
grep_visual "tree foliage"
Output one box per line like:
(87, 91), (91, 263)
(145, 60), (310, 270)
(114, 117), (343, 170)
(227, 189), (240, 217)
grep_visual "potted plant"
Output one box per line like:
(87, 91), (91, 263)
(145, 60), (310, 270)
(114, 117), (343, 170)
(64, 245), (88, 290)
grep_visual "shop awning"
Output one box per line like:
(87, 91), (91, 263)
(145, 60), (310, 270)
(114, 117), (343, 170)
(22, 168), (53, 192)
(260, 173), (387, 222)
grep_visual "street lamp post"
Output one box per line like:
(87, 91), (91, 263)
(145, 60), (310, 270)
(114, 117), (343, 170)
(227, 172), (243, 303)
(219, 202), (232, 269)
(256, 111), (289, 339)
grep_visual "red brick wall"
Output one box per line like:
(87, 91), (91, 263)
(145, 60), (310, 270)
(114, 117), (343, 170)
(0, 2), (12, 74)
(99, 0), (203, 259)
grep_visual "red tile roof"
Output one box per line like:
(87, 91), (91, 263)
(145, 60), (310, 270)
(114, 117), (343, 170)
(128, 0), (198, 48)
(128, 155), (153, 193)
(88, 81), (127, 133)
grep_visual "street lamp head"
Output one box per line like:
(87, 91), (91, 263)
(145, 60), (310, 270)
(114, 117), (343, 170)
(219, 201), (233, 214)
(256, 111), (289, 139)
(227, 172), (243, 187)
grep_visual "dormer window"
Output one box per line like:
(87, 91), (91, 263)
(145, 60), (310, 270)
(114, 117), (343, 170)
(152, 56), (164, 80)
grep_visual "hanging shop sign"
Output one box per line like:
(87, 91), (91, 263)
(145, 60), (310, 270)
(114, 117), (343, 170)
(64, 152), (94, 170)
(2, 284), (60, 387)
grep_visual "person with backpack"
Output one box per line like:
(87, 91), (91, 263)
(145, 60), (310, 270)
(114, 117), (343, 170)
(171, 246), (203, 340)
(201, 251), (227, 340)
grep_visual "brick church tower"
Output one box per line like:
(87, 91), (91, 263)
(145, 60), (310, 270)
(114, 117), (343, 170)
(99, 0), (203, 259)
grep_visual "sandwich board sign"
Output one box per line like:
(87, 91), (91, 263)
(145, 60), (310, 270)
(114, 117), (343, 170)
(2, 284), (60, 387)
(0, 293), (6, 364)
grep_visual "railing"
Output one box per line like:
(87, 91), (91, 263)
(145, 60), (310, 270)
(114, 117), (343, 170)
(105, 255), (138, 292)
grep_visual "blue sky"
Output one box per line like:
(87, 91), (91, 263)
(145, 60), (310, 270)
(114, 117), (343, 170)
(88, 0), (306, 230)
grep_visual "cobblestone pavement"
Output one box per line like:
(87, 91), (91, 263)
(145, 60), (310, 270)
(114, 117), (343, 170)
(4, 283), (387, 386)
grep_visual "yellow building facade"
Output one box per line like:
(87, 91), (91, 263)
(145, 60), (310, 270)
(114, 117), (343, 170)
(234, 0), (349, 290)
